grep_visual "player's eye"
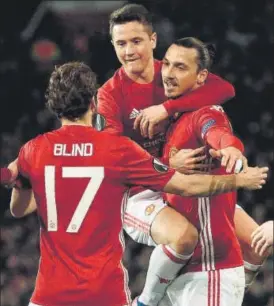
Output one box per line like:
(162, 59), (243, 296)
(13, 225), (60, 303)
(117, 42), (126, 47)
(133, 39), (141, 44)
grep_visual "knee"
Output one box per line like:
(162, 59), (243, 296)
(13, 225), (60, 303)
(170, 220), (199, 254)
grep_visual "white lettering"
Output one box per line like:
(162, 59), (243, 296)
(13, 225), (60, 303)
(53, 143), (93, 156)
(73, 143), (84, 156)
(54, 144), (63, 156)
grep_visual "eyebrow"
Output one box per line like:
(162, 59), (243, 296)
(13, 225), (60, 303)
(115, 37), (143, 43)
(163, 57), (189, 68)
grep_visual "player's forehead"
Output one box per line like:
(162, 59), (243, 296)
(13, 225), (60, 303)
(112, 21), (150, 42)
(164, 44), (198, 66)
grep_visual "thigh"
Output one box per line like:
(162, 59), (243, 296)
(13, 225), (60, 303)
(234, 206), (259, 246)
(234, 207), (265, 264)
(123, 190), (167, 246)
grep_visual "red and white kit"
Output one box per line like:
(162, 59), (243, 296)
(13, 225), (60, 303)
(160, 106), (245, 306)
(98, 60), (235, 246)
(18, 125), (175, 306)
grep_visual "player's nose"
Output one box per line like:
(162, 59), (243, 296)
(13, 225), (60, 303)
(125, 43), (135, 56)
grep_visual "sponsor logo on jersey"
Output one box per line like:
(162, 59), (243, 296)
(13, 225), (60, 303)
(129, 108), (141, 119)
(201, 119), (216, 139)
(143, 134), (166, 149)
(152, 158), (169, 173)
(145, 204), (156, 216)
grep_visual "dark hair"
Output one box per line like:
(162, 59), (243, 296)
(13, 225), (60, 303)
(45, 62), (98, 120)
(109, 4), (153, 37)
(173, 37), (216, 71)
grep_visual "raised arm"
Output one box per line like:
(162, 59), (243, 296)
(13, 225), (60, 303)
(134, 73), (235, 139)
(194, 105), (247, 173)
(163, 73), (235, 115)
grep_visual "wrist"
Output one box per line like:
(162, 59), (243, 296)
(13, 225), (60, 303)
(169, 157), (176, 169)
(235, 173), (244, 188)
(220, 134), (244, 153)
(163, 101), (173, 116)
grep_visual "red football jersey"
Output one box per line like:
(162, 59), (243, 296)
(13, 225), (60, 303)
(98, 59), (235, 158)
(163, 106), (243, 273)
(18, 125), (175, 306)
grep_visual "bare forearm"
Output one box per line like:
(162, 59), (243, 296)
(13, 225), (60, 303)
(182, 174), (238, 197)
(164, 172), (241, 197)
(10, 188), (37, 218)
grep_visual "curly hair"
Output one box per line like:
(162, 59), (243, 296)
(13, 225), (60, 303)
(45, 62), (98, 121)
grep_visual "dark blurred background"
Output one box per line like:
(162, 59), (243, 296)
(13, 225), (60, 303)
(0, 1), (273, 305)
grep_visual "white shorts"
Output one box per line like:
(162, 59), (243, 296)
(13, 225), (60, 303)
(123, 189), (167, 246)
(29, 303), (41, 306)
(159, 266), (245, 306)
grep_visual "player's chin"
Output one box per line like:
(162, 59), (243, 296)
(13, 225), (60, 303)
(164, 90), (181, 100)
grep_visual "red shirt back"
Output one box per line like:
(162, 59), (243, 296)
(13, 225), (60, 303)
(18, 125), (175, 306)
(163, 106), (243, 272)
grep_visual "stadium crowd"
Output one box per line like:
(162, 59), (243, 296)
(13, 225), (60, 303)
(0, 0), (273, 305)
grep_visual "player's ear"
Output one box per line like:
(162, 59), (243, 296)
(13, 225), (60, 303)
(197, 69), (208, 85)
(150, 32), (157, 50)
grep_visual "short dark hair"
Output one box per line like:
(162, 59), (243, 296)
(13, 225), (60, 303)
(109, 4), (153, 37)
(45, 62), (98, 120)
(173, 37), (216, 71)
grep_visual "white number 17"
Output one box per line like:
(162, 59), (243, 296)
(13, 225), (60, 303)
(45, 166), (104, 233)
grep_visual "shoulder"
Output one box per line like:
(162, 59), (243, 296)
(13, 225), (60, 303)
(100, 68), (123, 95)
(192, 105), (228, 124)
(102, 132), (146, 155)
(194, 105), (226, 116)
(20, 130), (61, 156)
(20, 134), (43, 155)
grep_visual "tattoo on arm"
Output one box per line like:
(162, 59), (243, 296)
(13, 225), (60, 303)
(209, 175), (236, 196)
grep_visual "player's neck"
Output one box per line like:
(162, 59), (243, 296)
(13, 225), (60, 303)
(124, 58), (155, 84)
(61, 114), (92, 127)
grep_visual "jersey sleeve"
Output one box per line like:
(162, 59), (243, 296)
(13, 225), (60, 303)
(163, 73), (235, 116)
(193, 106), (244, 152)
(97, 87), (124, 135)
(116, 137), (175, 191)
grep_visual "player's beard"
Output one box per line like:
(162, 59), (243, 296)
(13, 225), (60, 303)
(165, 89), (182, 100)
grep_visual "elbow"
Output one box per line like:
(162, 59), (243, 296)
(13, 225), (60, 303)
(225, 82), (235, 100)
(10, 208), (25, 218)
